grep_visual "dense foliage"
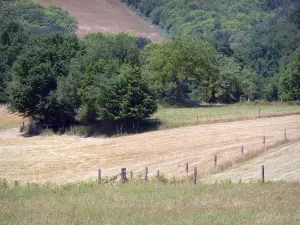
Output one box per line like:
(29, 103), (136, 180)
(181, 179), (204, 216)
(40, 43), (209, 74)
(7, 30), (157, 125)
(8, 33), (81, 123)
(0, 0), (77, 103)
(123, 0), (300, 101)
(2, 0), (300, 128)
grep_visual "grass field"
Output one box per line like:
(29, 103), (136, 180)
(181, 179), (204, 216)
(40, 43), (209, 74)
(1, 182), (300, 224)
(152, 104), (300, 129)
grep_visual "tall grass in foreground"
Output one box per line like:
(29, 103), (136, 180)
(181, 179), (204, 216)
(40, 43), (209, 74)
(1, 181), (300, 224)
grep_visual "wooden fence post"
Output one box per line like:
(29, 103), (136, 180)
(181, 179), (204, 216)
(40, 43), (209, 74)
(186, 162), (189, 176)
(130, 171), (133, 181)
(261, 165), (265, 184)
(145, 167), (148, 181)
(98, 169), (102, 183)
(241, 145), (244, 155)
(258, 108), (261, 118)
(121, 168), (127, 183)
(284, 129), (287, 141)
(194, 167), (197, 184)
(157, 170), (160, 178)
(214, 154), (218, 167)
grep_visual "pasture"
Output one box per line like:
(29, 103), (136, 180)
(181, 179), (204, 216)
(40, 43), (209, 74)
(152, 104), (300, 129)
(1, 182), (300, 224)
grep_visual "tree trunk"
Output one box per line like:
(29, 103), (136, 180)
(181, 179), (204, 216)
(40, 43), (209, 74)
(209, 88), (217, 103)
(176, 79), (183, 104)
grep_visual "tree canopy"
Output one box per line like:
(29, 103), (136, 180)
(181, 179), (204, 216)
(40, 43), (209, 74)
(0, 0), (77, 103)
(143, 37), (218, 103)
(2, 0), (300, 129)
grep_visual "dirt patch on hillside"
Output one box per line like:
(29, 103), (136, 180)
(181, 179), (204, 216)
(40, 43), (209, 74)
(2, 115), (300, 183)
(36, 0), (164, 42)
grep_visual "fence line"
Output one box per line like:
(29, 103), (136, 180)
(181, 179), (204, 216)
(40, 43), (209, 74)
(96, 128), (290, 184)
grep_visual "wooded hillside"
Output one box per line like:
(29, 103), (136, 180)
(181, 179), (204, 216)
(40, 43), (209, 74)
(123, 0), (300, 101)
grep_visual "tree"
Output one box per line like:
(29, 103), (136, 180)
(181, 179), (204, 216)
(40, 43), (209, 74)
(98, 65), (157, 122)
(215, 56), (243, 103)
(0, 21), (29, 103)
(280, 47), (300, 100)
(0, 0), (77, 103)
(76, 61), (157, 123)
(143, 36), (219, 103)
(76, 59), (121, 123)
(8, 33), (81, 123)
(82, 33), (142, 66)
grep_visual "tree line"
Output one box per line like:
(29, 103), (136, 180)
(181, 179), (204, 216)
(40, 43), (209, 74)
(1, 0), (300, 127)
(122, 0), (300, 102)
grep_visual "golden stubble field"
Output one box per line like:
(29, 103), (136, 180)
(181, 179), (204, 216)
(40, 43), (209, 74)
(35, 0), (164, 42)
(204, 140), (300, 183)
(2, 113), (300, 184)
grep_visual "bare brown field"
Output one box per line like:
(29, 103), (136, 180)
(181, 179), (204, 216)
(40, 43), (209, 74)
(35, 0), (164, 42)
(1, 115), (300, 183)
(203, 140), (300, 183)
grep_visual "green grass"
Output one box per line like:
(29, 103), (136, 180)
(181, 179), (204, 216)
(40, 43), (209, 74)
(2, 104), (300, 133)
(1, 181), (300, 224)
(152, 104), (300, 129)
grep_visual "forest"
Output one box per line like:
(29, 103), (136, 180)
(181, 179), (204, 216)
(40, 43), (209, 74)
(1, 0), (300, 127)
(123, 0), (300, 101)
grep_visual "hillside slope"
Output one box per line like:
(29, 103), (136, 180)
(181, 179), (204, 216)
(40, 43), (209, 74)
(204, 140), (300, 183)
(36, 0), (163, 42)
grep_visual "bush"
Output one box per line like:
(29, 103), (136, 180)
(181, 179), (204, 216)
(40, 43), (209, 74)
(288, 100), (300, 105)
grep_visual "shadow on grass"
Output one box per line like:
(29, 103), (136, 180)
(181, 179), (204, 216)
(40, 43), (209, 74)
(21, 119), (163, 138)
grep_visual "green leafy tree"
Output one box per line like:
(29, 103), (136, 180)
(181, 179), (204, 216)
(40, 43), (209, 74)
(143, 36), (219, 103)
(280, 48), (300, 100)
(98, 65), (157, 122)
(76, 60), (121, 123)
(8, 33), (81, 123)
(0, 21), (29, 103)
(0, 0), (77, 103)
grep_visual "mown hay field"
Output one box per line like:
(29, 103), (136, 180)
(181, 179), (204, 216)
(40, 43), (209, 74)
(204, 140), (300, 183)
(1, 105), (300, 183)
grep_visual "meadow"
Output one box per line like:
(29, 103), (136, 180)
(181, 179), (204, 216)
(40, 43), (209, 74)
(152, 104), (300, 129)
(1, 181), (300, 225)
